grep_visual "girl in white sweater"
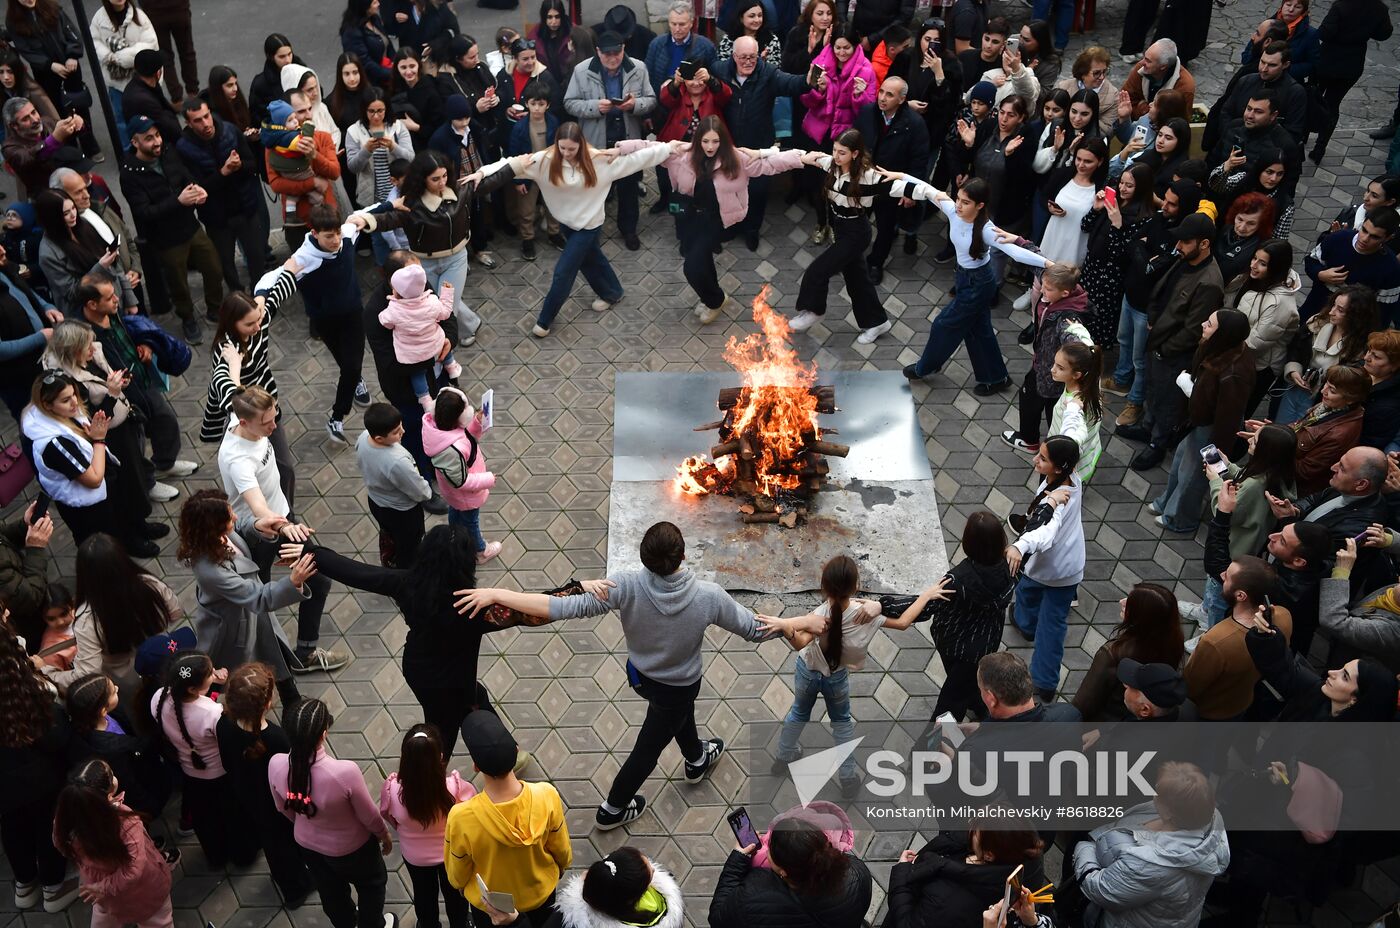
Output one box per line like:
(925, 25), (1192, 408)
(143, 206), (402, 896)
(473, 125), (682, 337)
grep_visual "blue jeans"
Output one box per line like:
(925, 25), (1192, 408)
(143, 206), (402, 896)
(1113, 297), (1149, 404)
(538, 225), (624, 329)
(409, 354), (455, 399)
(1033, 0), (1074, 49)
(419, 249), (479, 337)
(1154, 425), (1210, 533)
(775, 662), (857, 779)
(108, 86), (129, 152)
(1274, 383), (1316, 426)
(447, 506), (485, 553)
(913, 264), (1008, 385)
(1202, 575), (1228, 628)
(1014, 576), (1077, 693)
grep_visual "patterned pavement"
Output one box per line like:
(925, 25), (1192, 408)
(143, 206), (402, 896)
(1, 0), (1399, 924)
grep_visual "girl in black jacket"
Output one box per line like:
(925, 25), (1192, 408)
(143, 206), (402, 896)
(63, 673), (171, 822)
(5, 0), (97, 156)
(710, 817), (871, 928)
(887, 825), (1046, 928)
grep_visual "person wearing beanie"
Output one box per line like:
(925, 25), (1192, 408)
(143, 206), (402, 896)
(427, 93), (502, 271)
(122, 47), (181, 145)
(928, 81), (997, 263)
(378, 263), (462, 411)
(444, 711), (572, 928)
(968, 79), (997, 108)
(265, 89), (343, 252)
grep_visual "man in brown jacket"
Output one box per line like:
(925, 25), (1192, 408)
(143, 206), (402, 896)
(1122, 39), (1196, 119)
(1184, 555), (1292, 720)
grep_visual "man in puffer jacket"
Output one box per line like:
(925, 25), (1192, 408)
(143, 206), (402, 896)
(1072, 761), (1230, 928)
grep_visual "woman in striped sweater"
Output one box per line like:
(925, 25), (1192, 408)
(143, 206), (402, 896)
(200, 266), (298, 510)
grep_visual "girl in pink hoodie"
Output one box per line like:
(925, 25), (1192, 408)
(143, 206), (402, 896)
(53, 759), (175, 928)
(799, 27), (877, 152)
(379, 724), (476, 928)
(420, 388), (502, 563)
(378, 263), (463, 411)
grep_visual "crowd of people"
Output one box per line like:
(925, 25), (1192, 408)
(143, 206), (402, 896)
(0, 0), (1399, 926)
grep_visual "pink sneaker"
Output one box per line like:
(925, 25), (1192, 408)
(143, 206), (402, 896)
(444, 360), (462, 379)
(476, 541), (502, 564)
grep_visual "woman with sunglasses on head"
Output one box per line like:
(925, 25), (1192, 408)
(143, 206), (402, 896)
(899, 19), (962, 180)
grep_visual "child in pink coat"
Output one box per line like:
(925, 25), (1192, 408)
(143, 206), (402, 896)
(419, 387), (501, 563)
(378, 264), (463, 412)
(379, 725), (476, 928)
(799, 29), (877, 146)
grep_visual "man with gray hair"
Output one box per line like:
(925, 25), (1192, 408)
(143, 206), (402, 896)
(1, 98), (85, 195)
(49, 167), (160, 315)
(644, 1), (715, 215)
(853, 77), (928, 288)
(1121, 38), (1196, 119)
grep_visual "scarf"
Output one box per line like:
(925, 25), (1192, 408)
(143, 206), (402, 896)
(1362, 586), (1400, 618)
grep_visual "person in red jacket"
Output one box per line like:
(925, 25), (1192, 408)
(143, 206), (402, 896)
(265, 89), (341, 251)
(656, 58), (732, 243)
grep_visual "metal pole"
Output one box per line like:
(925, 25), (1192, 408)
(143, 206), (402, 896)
(69, 0), (125, 158)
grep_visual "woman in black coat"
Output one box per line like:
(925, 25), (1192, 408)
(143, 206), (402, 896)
(386, 0), (459, 57)
(887, 827), (1047, 928)
(710, 817), (871, 928)
(248, 33), (303, 128)
(340, 0), (396, 87)
(900, 19), (962, 176)
(4, 0), (98, 156)
(1308, 0), (1392, 162)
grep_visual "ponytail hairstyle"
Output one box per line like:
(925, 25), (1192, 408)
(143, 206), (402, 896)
(54, 758), (133, 869)
(548, 122), (598, 188)
(819, 554), (859, 673)
(283, 697), (332, 817)
(959, 178), (992, 261)
(65, 672), (117, 732)
(767, 817), (850, 897)
(154, 652), (214, 772)
(689, 115), (741, 181)
(1192, 308), (1251, 372)
(221, 662), (277, 760)
(581, 846), (655, 922)
(827, 128), (870, 201)
(1039, 435), (1081, 493)
(1055, 341), (1103, 426)
(397, 724), (456, 828)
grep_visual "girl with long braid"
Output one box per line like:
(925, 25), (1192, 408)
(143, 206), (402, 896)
(268, 698), (395, 928)
(881, 174), (1053, 395)
(150, 651), (256, 869)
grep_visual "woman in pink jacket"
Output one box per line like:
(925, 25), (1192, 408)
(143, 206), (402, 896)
(419, 388), (500, 563)
(53, 759), (174, 928)
(622, 118), (804, 324)
(799, 25), (876, 244)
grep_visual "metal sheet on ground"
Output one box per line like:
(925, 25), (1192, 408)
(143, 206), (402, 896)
(606, 480), (947, 594)
(612, 371), (933, 483)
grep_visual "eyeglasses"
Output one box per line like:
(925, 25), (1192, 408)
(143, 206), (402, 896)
(1088, 67), (1107, 77)
(367, 106), (387, 114)
(734, 53), (759, 61)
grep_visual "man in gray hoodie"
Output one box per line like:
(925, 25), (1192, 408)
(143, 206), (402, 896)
(457, 521), (822, 830)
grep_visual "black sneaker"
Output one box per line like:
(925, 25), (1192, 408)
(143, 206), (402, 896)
(624, 233), (641, 251)
(684, 738), (725, 784)
(972, 377), (1012, 396)
(902, 363), (925, 381)
(932, 243), (955, 264)
(648, 200), (668, 215)
(522, 239), (537, 261)
(423, 489), (448, 515)
(770, 746), (803, 776)
(127, 538), (160, 558)
(839, 773), (861, 798)
(547, 232), (566, 249)
(1116, 422), (1151, 443)
(1017, 322), (1036, 345)
(595, 795), (646, 831)
(354, 380), (371, 407)
(326, 417), (347, 445)
(903, 233), (918, 255)
(744, 230), (760, 251)
(867, 264), (884, 286)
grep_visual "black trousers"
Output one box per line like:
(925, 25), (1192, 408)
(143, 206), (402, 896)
(405, 861), (471, 928)
(368, 499), (426, 568)
(608, 673), (702, 808)
(253, 537), (331, 650)
(1144, 349), (1193, 447)
(868, 195), (913, 271)
(932, 656), (987, 722)
(208, 210), (272, 293)
(183, 773), (258, 869)
(105, 421), (154, 542)
(1154, 0), (1212, 62)
(319, 310), (366, 421)
(303, 837), (388, 928)
(0, 793), (66, 886)
(740, 174), (772, 238)
(408, 678), (496, 760)
(1016, 369), (1057, 444)
(257, 805), (314, 904)
(1119, 0), (1160, 54)
(129, 385), (182, 477)
(795, 215), (888, 328)
(470, 892), (556, 928)
(1310, 73), (1360, 153)
(614, 173), (640, 237)
(681, 208), (725, 309)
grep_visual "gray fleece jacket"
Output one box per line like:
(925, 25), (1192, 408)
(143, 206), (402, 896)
(547, 567), (765, 686)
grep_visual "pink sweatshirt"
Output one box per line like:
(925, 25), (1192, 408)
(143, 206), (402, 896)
(55, 804), (171, 924)
(150, 689), (225, 779)
(378, 290), (454, 365)
(378, 770), (476, 866)
(800, 44), (877, 143)
(618, 140), (805, 229)
(268, 747), (389, 858)
(420, 412), (494, 511)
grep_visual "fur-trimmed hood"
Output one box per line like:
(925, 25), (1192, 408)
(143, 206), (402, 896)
(553, 865), (685, 928)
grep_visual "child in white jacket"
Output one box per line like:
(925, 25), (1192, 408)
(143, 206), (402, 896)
(378, 264), (461, 411)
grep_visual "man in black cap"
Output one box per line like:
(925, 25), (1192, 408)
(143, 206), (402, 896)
(122, 48), (182, 146)
(1118, 658), (1189, 721)
(1119, 211), (1223, 471)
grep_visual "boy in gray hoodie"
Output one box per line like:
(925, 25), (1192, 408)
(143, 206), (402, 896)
(456, 520), (823, 829)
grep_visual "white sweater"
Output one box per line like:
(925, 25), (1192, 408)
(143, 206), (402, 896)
(1012, 475), (1085, 587)
(480, 142), (673, 231)
(89, 6), (158, 89)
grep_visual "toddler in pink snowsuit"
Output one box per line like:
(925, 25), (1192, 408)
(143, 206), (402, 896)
(378, 264), (462, 410)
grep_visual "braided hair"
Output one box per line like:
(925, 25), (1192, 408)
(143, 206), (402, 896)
(54, 758), (133, 869)
(283, 698), (332, 817)
(65, 672), (116, 732)
(221, 662), (276, 760)
(819, 555), (859, 674)
(153, 652), (213, 772)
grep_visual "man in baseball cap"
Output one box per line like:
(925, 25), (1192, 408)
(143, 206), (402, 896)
(1118, 658), (1188, 719)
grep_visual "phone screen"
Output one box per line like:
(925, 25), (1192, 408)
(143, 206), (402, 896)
(728, 807), (759, 848)
(31, 491), (50, 521)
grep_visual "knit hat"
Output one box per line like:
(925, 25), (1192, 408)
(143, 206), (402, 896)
(969, 80), (997, 105)
(134, 627), (196, 678)
(391, 263), (427, 299)
(135, 48), (164, 78)
(443, 94), (472, 121)
(266, 99), (293, 128)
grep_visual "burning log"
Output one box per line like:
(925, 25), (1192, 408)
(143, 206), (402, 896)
(693, 419), (726, 432)
(717, 385), (837, 414)
(742, 512), (781, 524)
(710, 440), (742, 458)
(806, 439), (850, 458)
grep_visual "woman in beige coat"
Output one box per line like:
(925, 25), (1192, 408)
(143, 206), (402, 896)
(1223, 239), (1300, 418)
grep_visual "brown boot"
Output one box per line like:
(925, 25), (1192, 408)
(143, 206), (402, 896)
(1115, 402), (1143, 427)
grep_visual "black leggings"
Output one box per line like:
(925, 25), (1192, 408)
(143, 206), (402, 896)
(1016, 368), (1057, 444)
(183, 772), (258, 869)
(795, 214), (888, 328)
(405, 861), (470, 928)
(0, 793), (66, 886)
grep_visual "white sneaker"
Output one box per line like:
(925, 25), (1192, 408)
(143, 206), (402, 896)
(532, 324), (550, 338)
(856, 320), (893, 344)
(590, 298), (614, 312)
(147, 481), (179, 502)
(788, 311), (821, 332)
(1013, 290), (1034, 312)
(1179, 601), (1207, 625)
(459, 333), (477, 347)
(476, 540), (503, 563)
(1121, 52), (1141, 63)
(155, 460), (199, 478)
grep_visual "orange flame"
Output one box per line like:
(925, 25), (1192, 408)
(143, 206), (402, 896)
(674, 286), (823, 498)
